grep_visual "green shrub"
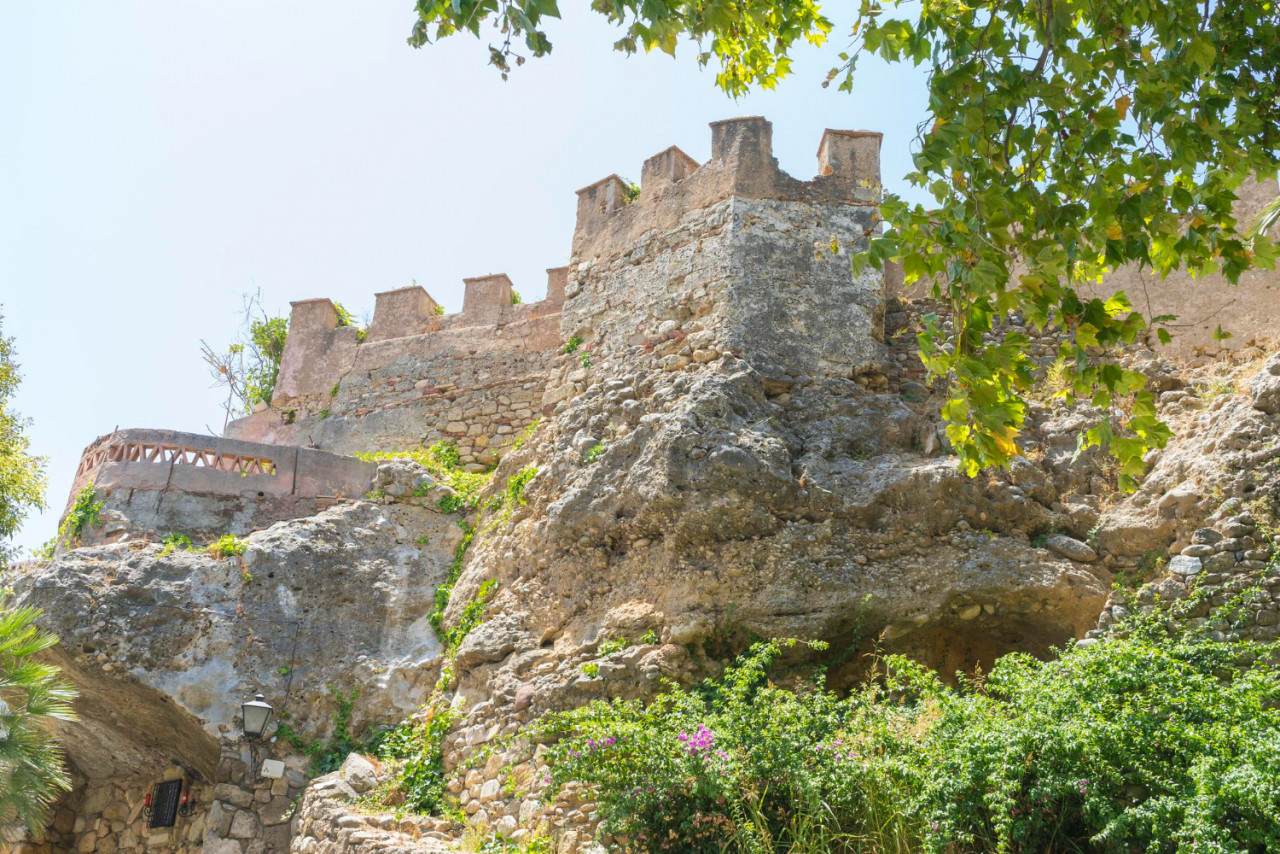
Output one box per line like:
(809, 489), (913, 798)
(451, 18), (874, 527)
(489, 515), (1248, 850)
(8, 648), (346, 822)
(357, 443), (489, 512)
(276, 685), (365, 775)
(536, 605), (1280, 854)
(427, 440), (460, 469)
(374, 702), (455, 814)
(207, 535), (247, 559)
(41, 483), (104, 556)
(906, 608), (1280, 853)
(535, 639), (921, 854)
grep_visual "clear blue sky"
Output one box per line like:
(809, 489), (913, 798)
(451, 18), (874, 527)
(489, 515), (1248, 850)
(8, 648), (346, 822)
(2, 1), (929, 556)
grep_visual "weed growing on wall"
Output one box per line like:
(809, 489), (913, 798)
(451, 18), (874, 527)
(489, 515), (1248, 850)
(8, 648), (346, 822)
(207, 535), (247, 559)
(535, 602), (1280, 854)
(428, 521), (475, 637)
(158, 532), (193, 557)
(372, 702), (455, 815)
(508, 417), (540, 452)
(441, 579), (497, 653)
(368, 579), (500, 816)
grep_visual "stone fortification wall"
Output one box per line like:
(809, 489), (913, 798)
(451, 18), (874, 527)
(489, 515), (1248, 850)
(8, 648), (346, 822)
(559, 117), (886, 396)
(63, 429), (376, 546)
(228, 117), (889, 462)
(227, 273), (564, 464)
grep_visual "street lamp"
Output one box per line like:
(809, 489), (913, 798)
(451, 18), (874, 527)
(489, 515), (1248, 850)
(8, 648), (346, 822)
(241, 694), (274, 739)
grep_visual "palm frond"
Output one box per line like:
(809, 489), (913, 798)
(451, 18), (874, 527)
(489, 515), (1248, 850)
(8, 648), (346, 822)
(1247, 194), (1280, 246)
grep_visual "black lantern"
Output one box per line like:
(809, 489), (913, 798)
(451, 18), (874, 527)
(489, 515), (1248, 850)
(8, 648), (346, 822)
(241, 694), (274, 739)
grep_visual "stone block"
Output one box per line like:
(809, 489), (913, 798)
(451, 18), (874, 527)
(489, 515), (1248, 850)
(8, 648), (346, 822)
(368, 286), (441, 342)
(641, 146), (699, 188)
(214, 785), (254, 809)
(816, 129), (882, 186)
(710, 116), (772, 163)
(461, 275), (514, 326)
(229, 810), (260, 839)
(203, 839), (244, 854)
(1169, 555), (1203, 576)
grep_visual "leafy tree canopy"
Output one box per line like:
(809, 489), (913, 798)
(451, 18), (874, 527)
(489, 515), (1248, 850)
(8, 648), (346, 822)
(0, 311), (47, 565)
(410, 0), (1280, 489)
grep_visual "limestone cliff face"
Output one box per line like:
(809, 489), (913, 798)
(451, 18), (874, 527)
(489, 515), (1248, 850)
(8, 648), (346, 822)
(9, 495), (461, 854)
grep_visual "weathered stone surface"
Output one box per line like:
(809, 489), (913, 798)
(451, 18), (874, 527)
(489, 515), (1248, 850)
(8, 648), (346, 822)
(338, 754), (381, 796)
(1169, 555), (1203, 576)
(11, 501), (459, 783)
(1046, 535), (1098, 563)
(1251, 350), (1280, 413)
(453, 614), (533, 671)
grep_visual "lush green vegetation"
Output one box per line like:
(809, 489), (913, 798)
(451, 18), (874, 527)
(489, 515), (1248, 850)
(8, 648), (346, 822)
(358, 441), (491, 512)
(0, 311), (46, 566)
(534, 600), (1280, 854)
(429, 522), (476, 637)
(411, 0), (1280, 491)
(35, 482), (103, 559)
(371, 579), (501, 815)
(61, 485), (103, 546)
(0, 604), (78, 839)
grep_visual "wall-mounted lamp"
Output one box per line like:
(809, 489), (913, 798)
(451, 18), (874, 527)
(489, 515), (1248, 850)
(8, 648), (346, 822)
(240, 693), (275, 779)
(241, 694), (274, 739)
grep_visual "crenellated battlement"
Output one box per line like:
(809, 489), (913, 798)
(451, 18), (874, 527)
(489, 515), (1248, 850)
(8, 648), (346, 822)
(285, 268), (567, 348)
(228, 115), (888, 461)
(572, 116), (881, 260)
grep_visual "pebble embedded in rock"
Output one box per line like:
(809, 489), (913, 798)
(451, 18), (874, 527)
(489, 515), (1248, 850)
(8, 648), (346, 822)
(1046, 534), (1098, 563)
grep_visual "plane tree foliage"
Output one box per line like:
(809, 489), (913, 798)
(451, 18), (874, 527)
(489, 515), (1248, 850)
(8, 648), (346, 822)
(409, 0), (1280, 489)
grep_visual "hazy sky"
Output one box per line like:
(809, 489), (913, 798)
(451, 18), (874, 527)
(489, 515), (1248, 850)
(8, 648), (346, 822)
(2, 1), (929, 555)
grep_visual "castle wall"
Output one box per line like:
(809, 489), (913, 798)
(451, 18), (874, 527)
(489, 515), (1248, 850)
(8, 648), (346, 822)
(890, 178), (1280, 360)
(228, 117), (889, 460)
(63, 429), (376, 546)
(557, 116), (885, 399)
(227, 280), (564, 463)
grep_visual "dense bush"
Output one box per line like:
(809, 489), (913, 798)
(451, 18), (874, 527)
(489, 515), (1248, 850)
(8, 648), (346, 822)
(536, 603), (1280, 854)
(535, 640), (923, 854)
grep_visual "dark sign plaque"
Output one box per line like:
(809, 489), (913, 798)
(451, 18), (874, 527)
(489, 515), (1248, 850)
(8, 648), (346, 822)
(148, 779), (183, 828)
